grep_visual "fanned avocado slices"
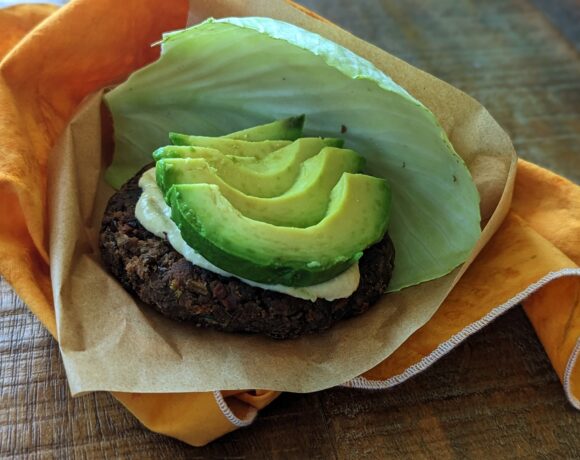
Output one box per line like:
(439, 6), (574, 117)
(155, 137), (342, 198)
(167, 173), (391, 287)
(149, 115), (391, 287)
(155, 147), (364, 228)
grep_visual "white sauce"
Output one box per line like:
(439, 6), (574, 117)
(135, 168), (360, 301)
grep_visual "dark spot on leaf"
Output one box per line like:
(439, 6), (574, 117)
(453, 175), (458, 183)
(402, 161), (406, 168)
(341, 124), (348, 133)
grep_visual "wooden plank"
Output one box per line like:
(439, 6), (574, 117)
(530, 0), (580, 52)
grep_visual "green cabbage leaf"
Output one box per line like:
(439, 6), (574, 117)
(104, 17), (481, 291)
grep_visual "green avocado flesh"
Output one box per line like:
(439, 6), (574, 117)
(225, 114), (305, 141)
(152, 145), (257, 163)
(167, 173), (391, 286)
(169, 134), (290, 160)
(155, 147), (364, 227)
(149, 116), (391, 286)
(169, 132), (343, 160)
(156, 137), (343, 198)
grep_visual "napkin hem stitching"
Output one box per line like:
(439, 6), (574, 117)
(342, 268), (580, 396)
(564, 339), (580, 409)
(213, 391), (257, 427)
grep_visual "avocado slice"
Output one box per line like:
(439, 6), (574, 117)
(156, 147), (364, 228)
(224, 115), (305, 141)
(168, 173), (391, 286)
(169, 134), (292, 160)
(152, 145), (258, 164)
(169, 133), (343, 159)
(155, 138), (340, 198)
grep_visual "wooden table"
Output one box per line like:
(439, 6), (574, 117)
(1, 0), (579, 458)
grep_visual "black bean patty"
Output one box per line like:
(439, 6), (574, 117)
(99, 166), (395, 339)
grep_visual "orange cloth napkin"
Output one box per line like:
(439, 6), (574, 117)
(1, 1), (578, 447)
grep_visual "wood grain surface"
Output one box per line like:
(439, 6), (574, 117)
(1, 0), (579, 458)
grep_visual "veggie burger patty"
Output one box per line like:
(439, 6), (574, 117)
(99, 166), (395, 339)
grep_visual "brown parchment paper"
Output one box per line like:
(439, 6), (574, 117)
(49, 0), (517, 396)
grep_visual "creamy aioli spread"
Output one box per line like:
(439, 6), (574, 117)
(135, 168), (360, 301)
